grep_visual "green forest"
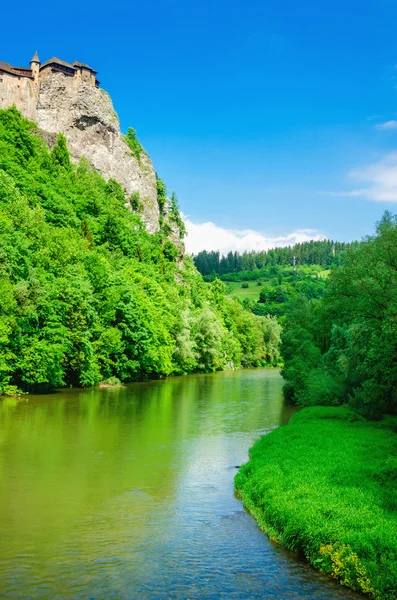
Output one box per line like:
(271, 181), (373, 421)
(0, 107), (280, 395)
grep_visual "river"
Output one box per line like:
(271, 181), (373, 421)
(0, 368), (360, 599)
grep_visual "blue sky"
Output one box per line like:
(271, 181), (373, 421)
(2, 0), (397, 252)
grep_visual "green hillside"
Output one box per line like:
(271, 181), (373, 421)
(0, 107), (281, 394)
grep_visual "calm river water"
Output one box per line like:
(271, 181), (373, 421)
(0, 368), (360, 599)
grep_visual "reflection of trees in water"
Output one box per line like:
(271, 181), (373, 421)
(0, 370), (287, 588)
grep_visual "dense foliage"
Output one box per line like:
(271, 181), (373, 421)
(194, 240), (354, 276)
(232, 265), (328, 319)
(235, 407), (397, 599)
(0, 107), (280, 394)
(281, 213), (397, 417)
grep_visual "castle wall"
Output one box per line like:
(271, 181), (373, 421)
(39, 66), (53, 79)
(0, 72), (38, 120)
(74, 67), (96, 86)
(0, 62), (98, 122)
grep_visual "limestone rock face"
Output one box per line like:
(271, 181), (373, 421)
(35, 73), (159, 232)
(0, 71), (160, 232)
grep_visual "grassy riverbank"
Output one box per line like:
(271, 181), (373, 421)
(235, 407), (397, 599)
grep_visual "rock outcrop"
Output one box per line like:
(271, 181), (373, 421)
(1, 72), (160, 232)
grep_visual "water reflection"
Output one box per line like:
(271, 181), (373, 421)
(0, 369), (359, 598)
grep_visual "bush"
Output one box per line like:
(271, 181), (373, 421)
(130, 191), (142, 212)
(100, 376), (122, 387)
(124, 127), (145, 160)
(304, 369), (343, 406)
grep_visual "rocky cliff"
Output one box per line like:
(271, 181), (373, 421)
(1, 72), (160, 232)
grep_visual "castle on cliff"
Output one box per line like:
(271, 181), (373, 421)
(0, 52), (99, 87)
(0, 50), (160, 233)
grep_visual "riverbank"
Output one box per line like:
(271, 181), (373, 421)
(235, 406), (397, 599)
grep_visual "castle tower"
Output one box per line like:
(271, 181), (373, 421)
(30, 51), (40, 83)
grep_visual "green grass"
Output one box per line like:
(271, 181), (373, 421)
(235, 406), (397, 599)
(226, 281), (261, 302)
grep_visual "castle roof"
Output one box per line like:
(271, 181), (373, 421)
(30, 51), (40, 64)
(40, 57), (76, 71)
(73, 61), (97, 74)
(0, 62), (15, 75)
(0, 62), (33, 79)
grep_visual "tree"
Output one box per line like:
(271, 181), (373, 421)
(51, 134), (72, 171)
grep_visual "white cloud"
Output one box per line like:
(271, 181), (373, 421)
(327, 153), (397, 203)
(375, 120), (397, 130)
(347, 153), (397, 202)
(182, 214), (325, 255)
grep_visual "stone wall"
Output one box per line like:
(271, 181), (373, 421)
(0, 72), (38, 120)
(39, 66), (53, 80)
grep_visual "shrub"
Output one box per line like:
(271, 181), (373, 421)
(124, 127), (145, 160)
(130, 191), (142, 212)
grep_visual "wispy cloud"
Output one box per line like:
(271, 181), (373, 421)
(375, 120), (397, 130)
(183, 215), (325, 254)
(327, 153), (397, 203)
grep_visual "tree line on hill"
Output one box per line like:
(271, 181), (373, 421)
(193, 240), (355, 277)
(0, 107), (281, 395)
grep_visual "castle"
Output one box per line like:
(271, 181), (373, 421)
(0, 52), (99, 87)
